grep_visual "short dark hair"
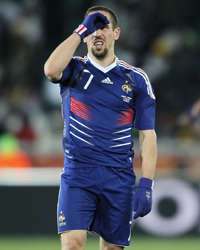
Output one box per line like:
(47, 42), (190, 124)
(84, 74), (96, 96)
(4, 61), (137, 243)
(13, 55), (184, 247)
(85, 5), (118, 29)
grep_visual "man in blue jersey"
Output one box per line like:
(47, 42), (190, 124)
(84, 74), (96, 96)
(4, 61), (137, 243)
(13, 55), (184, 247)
(44, 5), (157, 250)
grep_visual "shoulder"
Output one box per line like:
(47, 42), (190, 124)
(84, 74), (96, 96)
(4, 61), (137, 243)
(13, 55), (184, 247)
(72, 56), (88, 64)
(117, 59), (150, 83)
(64, 56), (88, 73)
(117, 59), (155, 99)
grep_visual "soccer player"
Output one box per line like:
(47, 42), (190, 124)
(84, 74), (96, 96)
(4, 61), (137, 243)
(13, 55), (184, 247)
(44, 5), (157, 250)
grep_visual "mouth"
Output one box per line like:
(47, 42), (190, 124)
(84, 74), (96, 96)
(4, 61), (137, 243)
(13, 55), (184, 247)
(93, 40), (104, 50)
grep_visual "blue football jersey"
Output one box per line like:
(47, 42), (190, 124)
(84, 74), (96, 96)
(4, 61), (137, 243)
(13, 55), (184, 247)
(58, 56), (156, 168)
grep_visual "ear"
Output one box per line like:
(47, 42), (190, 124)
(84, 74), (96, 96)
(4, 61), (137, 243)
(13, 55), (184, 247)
(114, 27), (120, 41)
(83, 37), (87, 43)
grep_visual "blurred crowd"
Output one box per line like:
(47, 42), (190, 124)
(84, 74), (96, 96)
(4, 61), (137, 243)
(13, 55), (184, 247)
(0, 0), (199, 167)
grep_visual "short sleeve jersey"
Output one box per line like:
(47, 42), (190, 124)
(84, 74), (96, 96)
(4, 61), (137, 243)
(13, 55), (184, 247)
(58, 56), (156, 168)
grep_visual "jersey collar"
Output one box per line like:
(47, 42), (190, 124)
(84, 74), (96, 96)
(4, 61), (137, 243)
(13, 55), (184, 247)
(87, 55), (117, 73)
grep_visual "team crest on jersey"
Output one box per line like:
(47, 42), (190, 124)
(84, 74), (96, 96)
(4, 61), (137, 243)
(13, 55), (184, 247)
(122, 81), (132, 93)
(59, 210), (66, 226)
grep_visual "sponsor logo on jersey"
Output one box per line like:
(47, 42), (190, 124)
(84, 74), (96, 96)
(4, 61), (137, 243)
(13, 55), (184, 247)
(101, 77), (113, 84)
(122, 82), (132, 93)
(59, 210), (66, 226)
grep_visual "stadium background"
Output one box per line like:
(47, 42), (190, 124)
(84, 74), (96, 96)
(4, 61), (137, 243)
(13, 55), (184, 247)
(0, 0), (199, 249)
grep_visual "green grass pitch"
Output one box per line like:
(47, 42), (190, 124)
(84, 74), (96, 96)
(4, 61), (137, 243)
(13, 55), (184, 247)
(0, 235), (199, 250)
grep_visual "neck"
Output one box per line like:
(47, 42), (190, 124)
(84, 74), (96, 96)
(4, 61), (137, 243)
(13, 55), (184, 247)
(88, 52), (116, 67)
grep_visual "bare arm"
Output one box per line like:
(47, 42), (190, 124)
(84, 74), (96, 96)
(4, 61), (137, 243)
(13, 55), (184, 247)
(44, 13), (109, 82)
(44, 33), (81, 82)
(139, 129), (157, 180)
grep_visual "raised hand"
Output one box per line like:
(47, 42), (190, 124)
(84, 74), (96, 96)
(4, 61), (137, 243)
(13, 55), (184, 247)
(74, 12), (109, 40)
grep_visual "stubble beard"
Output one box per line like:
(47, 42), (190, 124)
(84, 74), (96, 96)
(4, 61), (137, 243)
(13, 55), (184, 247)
(91, 47), (108, 60)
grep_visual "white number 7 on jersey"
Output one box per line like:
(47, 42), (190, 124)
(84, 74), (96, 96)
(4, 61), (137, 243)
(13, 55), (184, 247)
(84, 74), (94, 90)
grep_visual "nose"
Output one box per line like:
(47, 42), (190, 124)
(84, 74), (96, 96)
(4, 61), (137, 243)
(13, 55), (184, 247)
(93, 28), (103, 37)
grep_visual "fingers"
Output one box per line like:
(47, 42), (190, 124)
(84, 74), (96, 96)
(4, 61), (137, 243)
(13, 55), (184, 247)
(75, 12), (110, 40)
(93, 12), (110, 24)
(133, 188), (152, 219)
(134, 200), (144, 219)
(93, 13), (109, 29)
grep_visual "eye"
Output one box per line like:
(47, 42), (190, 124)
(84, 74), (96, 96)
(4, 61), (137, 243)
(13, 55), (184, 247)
(101, 24), (109, 30)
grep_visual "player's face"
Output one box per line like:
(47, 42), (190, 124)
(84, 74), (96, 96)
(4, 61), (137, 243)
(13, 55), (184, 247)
(84, 11), (120, 60)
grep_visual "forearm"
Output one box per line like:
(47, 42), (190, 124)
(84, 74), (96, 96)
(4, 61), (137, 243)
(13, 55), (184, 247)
(44, 12), (109, 82)
(44, 33), (81, 81)
(139, 130), (157, 179)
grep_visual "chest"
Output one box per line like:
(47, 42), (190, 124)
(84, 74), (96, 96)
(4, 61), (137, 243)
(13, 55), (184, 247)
(70, 66), (135, 110)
